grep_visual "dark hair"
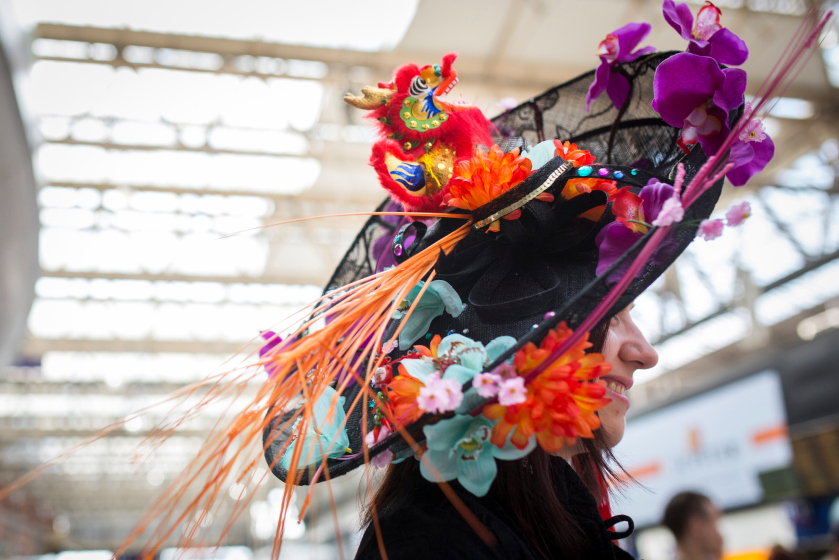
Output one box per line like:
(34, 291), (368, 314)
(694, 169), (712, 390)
(662, 491), (713, 541)
(360, 320), (627, 560)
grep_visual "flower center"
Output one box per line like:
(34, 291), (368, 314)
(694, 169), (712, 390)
(456, 425), (491, 460)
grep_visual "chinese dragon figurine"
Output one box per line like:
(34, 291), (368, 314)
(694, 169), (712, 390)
(344, 53), (493, 212)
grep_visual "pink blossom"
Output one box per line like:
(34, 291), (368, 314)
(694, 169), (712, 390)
(738, 103), (767, 144)
(498, 377), (528, 406)
(370, 449), (393, 468)
(473, 372), (502, 398)
(739, 118), (766, 143)
(493, 362), (519, 381)
(651, 195), (685, 227)
(417, 375), (463, 413)
(364, 425), (390, 447)
(437, 378), (464, 411)
(381, 339), (398, 355)
(697, 219), (724, 240)
(725, 201), (752, 226)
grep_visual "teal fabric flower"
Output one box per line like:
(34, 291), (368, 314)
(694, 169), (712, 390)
(420, 414), (536, 497)
(399, 334), (516, 383)
(392, 280), (462, 350)
(399, 333), (518, 414)
(280, 386), (350, 470)
(523, 139), (559, 170)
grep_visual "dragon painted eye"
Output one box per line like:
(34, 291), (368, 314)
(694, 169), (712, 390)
(408, 76), (430, 97)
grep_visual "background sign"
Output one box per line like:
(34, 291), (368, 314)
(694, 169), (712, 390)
(612, 370), (793, 528)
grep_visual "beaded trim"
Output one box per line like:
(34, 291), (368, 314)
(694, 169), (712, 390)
(472, 160), (573, 230)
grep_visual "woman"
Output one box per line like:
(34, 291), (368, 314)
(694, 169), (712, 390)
(353, 305), (657, 560)
(260, 4), (778, 559)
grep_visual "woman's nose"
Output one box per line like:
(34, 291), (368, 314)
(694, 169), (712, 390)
(619, 322), (659, 370)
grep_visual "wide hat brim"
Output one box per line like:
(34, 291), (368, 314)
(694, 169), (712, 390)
(264, 51), (729, 484)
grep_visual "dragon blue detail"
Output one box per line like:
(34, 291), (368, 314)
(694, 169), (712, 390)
(390, 163), (426, 192)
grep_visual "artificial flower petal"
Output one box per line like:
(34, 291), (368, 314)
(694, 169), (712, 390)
(725, 200), (752, 226)
(280, 386), (349, 470)
(398, 358), (438, 382)
(485, 335), (518, 363)
(456, 448), (498, 497)
(697, 218), (725, 240)
(394, 280), (463, 350)
(586, 22), (655, 111)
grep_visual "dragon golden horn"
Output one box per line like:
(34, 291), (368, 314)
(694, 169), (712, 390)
(343, 86), (393, 110)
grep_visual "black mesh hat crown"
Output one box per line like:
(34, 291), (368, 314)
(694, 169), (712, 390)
(264, 51), (729, 483)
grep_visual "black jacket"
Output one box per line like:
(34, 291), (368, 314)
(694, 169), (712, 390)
(354, 458), (634, 560)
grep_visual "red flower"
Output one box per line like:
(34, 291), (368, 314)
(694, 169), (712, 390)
(608, 186), (648, 233)
(482, 322), (611, 453)
(553, 140), (596, 167)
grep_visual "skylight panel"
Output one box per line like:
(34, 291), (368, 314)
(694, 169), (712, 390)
(39, 228), (270, 277)
(41, 352), (234, 383)
(37, 144), (321, 193)
(14, 0), (419, 52)
(28, 299), (305, 341)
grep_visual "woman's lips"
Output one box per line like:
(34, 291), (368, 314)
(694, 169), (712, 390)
(602, 376), (631, 409)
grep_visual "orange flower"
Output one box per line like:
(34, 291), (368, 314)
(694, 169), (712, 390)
(561, 178), (618, 200)
(560, 178), (618, 222)
(553, 140), (596, 167)
(443, 145), (534, 231)
(411, 334), (441, 358)
(482, 322), (611, 453)
(386, 367), (426, 426)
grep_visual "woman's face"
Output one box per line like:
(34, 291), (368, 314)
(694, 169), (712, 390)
(597, 304), (658, 448)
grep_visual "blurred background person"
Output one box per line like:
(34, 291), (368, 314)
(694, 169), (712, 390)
(663, 491), (724, 560)
(819, 526), (839, 560)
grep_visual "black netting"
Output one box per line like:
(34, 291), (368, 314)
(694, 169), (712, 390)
(265, 52), (731, 483)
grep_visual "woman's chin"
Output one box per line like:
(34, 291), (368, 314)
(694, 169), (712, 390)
(600, 403), (627, 448)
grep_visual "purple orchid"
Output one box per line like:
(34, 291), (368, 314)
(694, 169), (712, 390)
(259, 331), (285, 378)
(726, 136), (775, 186)
(663, 0), (748, 66)
(586, 22), (656, 112)
(595, 180), (678, 283)
(652, 52), (747, 156)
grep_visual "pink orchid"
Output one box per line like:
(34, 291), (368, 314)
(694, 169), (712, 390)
(725, 201), (752, 226)
(473, 372), (502, 398)
(651, 195), (685, 227)
(697, 219), (724, 240)
(498, 377), (528, 406)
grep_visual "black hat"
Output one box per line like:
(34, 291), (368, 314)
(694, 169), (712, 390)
(263, 51), (733, 490)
